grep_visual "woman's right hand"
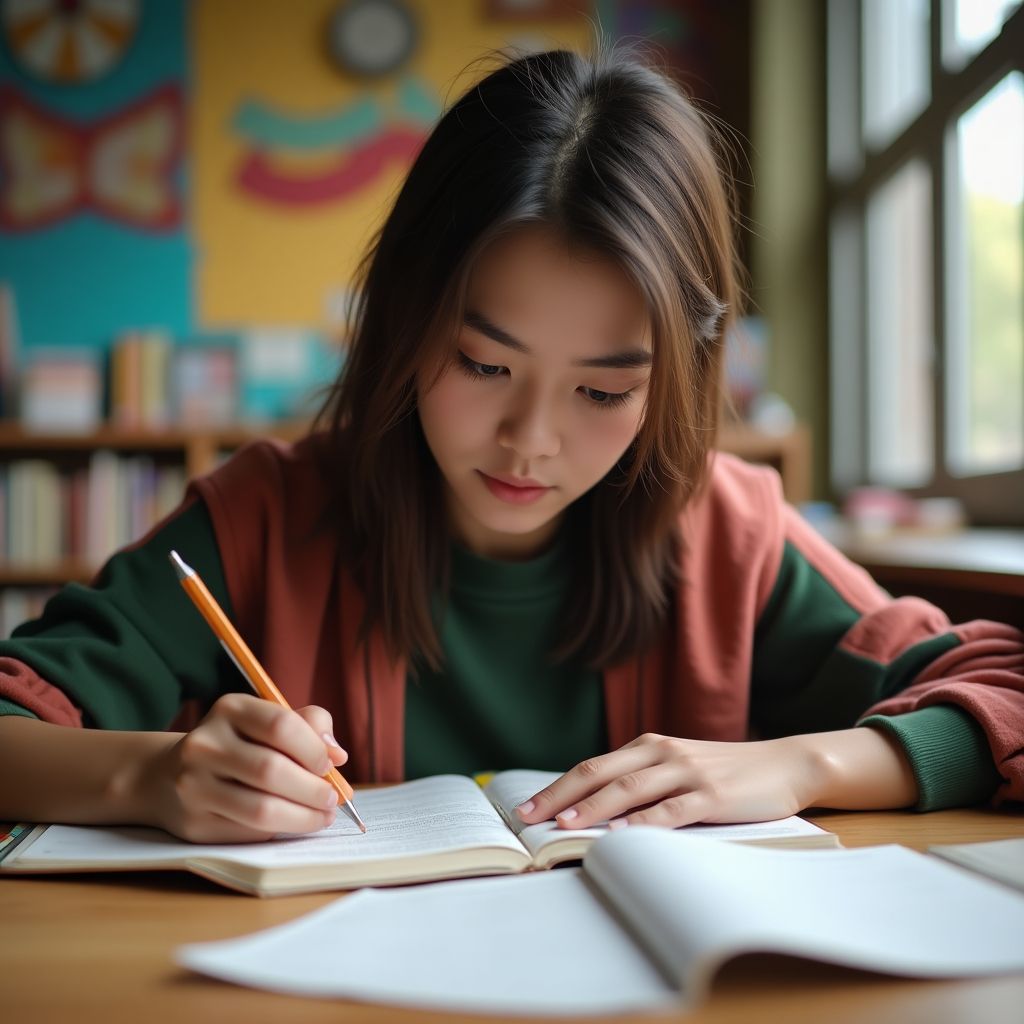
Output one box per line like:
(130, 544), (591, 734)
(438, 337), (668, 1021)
(140, 693), (349, 843)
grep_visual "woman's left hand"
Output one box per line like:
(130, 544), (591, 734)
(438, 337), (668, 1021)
(514, 733), (823, 830)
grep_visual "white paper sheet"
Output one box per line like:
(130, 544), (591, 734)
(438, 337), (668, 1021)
(177, 829), (1024, 1016)
(177, 869), (677, 1016)
(584, 829), (1024, 1000)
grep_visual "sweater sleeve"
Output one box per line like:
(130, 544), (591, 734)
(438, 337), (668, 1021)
(0, 498), (241, 729)
(750, 506), (1018, 810)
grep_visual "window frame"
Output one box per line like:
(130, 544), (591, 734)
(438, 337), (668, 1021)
(827, 0), (1024, 525)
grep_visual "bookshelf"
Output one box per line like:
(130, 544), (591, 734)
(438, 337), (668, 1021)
(0, 421), (306, 590)
(0, 421), (309, 481)
(0, 420), (809, 593)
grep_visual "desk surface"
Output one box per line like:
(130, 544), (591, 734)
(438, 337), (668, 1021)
(4, 808), (1024, 1023)
(818, 523), (1024, 596)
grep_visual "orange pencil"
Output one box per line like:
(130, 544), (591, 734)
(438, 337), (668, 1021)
(169, 549), (367, 834)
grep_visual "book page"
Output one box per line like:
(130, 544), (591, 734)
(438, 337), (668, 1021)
(483, 769), (606, 857)
(483, 769), (835, 861)
(583, 827), (1024, 1003)
(226, 775), (527, 867)
(177, 869), (677, 1016)
(929, 837), (1024, 893)
(9, 775), (527, 871)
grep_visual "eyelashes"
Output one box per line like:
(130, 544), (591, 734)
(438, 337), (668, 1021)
(456, 352), (506, 379)
(454, 351), (635, 410)
(577, 386), (633, 409)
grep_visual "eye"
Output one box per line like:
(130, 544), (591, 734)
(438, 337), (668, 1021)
(456, 351), (507, 378)
(579, 386), (632, 409)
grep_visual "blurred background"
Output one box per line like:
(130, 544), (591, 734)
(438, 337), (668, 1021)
(0, 0), (1021, 632)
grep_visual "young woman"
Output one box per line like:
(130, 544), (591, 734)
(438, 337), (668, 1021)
(0, 47), (1020, 843)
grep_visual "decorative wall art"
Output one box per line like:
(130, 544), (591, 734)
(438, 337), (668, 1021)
(2, 0), (139, 85)
(0, 83), (182, 231)
(192, 0), (589, 329)
(0, 0), (190, 352)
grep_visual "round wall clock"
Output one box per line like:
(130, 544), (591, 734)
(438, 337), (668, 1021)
(1, 0), (140, 84)
(328, 0), (418, 78)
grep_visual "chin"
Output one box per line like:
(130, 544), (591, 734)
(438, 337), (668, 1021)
(490, 504), (565, 536)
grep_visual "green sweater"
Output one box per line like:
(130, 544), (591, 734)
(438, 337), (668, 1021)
(0, 499), (1002, 808)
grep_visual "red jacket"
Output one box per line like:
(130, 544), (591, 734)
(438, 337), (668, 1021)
(180, 437), (1024, 802)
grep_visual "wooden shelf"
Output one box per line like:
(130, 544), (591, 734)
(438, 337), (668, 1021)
(816, 520), (1024, 627)
(0, 421), (308, 479)
(0, 422), (310, 589)
(718, 423), (811, 503)
(0, 422), (308, 447)
(0, 562), (94, 587)
(0, 421), (810, 496)
(0, 421), (812, 588)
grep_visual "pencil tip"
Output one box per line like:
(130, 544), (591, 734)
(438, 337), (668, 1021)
(168, 549), (189, 579)
(343, 799), (368, 834)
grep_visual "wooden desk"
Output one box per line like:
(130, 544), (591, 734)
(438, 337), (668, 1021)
(818, 523), (1024, 628)
(3, 809), (1023, 1023)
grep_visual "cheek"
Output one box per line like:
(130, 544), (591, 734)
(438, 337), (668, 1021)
(575, 407), (643, 470)
(418, 373), (491, 451)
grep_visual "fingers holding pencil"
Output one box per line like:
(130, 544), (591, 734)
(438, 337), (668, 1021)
(168, 549), (367, 837)
(149, 694), (345, 843)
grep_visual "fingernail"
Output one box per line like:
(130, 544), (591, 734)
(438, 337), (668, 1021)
(325, 790), (339, 808)
(556, 807), (578, 822)
(321, 732), (342, 751)
(607, 818), (628, 830)
(516, 800), (535, 816)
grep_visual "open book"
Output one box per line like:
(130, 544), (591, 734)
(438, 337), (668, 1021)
(177, 827), (1024, 1015)
(0, 769), (836, 896)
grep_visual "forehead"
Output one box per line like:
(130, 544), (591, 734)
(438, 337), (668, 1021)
(465, 224), (651, 350)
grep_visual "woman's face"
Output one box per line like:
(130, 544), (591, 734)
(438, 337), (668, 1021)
(417, 224), (652, 560)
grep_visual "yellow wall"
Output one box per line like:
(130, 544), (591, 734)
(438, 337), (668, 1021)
(191, 0), (591, 330)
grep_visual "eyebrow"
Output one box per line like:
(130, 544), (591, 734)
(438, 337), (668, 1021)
(463, 310), (652, 369)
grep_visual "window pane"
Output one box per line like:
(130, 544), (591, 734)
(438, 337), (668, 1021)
(866, 161), (934, 486)
(862, 0), (930, 148)
(944, 0), (1021, 70)
(946, 73), (1024, 476)
(828, 0), (861, 179)
(829, 208), (864, 490)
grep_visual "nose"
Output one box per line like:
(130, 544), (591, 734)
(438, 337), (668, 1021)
(496, 384), (561, 460)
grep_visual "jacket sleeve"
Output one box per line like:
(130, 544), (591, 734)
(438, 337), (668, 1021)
(0, 498), (240, 730)
(751, 505), (1019, 809)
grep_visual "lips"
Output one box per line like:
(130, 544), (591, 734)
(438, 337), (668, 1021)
(487, 472), (548, 488)
(478, 471), (552, 506)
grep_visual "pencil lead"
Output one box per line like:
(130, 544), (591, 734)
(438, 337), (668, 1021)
(343, 799), (367, 834)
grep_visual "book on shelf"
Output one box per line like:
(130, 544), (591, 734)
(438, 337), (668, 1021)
(172, 342), (238, 426)
(19, 347), (103, 432)
(6, 459), (62, 567)
(0, 284), (18, 420)
(0, 769), (837, 896)
(0, 453), (185, 571)
(0, 587), (57, 639)
(174, 826), (1024, 1016)
(110, 330), (173, 428)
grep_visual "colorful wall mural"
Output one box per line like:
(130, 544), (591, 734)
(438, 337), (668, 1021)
(0, 0), (189, 352)
(0, 0), (745, 358)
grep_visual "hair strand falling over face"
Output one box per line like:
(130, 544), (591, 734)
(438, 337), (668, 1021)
(316, 43), (744, 671)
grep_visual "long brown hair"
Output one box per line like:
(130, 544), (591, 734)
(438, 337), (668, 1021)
(316, 45), (742, 671)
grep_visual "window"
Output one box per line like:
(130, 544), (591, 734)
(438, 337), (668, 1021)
(827, 0), (1023, 524)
